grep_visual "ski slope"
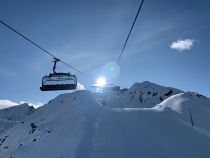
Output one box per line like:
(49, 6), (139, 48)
(0, 82), (210, 158)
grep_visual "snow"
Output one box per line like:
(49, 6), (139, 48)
(0, 91), (100, 158)
(105, 81), (183, 108)
(157, 92), (210, 133)
(0, 103), (34, 133)
(91, 107), (210, 158)
(0, 82), (210, 158)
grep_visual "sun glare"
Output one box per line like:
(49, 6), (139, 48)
(96, 77), (107, 87)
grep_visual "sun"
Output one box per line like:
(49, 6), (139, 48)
(96, 77), (107, 87)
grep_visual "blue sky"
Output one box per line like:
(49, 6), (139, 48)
(0, 0), (210, 105)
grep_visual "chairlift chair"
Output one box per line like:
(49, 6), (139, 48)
(40, 58), (77, 91)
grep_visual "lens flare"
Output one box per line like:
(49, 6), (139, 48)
(103, 61), (120, 80)
(96, 77), (107, 87)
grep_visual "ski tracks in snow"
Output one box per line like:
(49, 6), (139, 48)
(91, 109), (106, 158)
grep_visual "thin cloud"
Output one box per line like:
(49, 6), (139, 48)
(0, 100), (18, 109)
(0, 99), (43, 109)
(170, 39), (196, 52)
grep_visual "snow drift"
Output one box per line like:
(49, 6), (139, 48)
(157, 92), (210, 133)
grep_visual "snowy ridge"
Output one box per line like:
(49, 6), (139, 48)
(0, 103), (35, 133)
(0, 103), (34, 121)
(107, 81), (183, 108)
(127, 81), (183, 105)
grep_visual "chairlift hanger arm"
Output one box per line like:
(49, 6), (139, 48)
(52, 58), (60, 74)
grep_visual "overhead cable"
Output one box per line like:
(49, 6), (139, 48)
(118, 0), (144, 63)
(0, 19), (87, 76)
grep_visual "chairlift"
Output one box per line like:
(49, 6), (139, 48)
(40, 58), (77, 91)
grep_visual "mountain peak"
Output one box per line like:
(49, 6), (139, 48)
(121, 81), (183, 108)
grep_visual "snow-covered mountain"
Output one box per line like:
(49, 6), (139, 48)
(0, 91), (100, 158)
(0, 103), (35, 133)
(105, 81), (183, 108)
(0, 81), (210, 158)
